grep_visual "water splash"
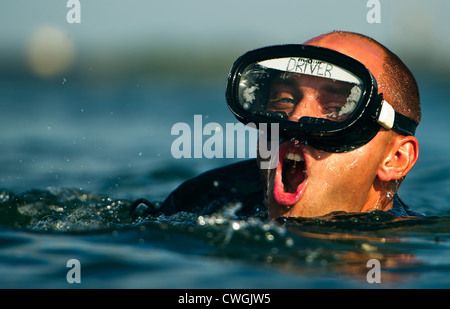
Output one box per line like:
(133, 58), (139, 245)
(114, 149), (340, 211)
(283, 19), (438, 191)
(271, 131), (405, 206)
(0, 188), (132, 232)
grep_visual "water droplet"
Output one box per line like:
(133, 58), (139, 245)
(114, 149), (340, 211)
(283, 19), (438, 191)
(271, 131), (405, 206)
(265, 232), (274, 241)
(197, 216), (206, 225)
(232, 221), (240, 230)
(285, 237), (294, 247)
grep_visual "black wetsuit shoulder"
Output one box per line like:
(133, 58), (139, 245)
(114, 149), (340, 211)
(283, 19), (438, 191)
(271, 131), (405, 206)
(160, 159), (264, 217)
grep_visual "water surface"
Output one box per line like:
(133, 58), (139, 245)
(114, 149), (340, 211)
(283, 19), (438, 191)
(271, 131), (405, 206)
(0, 75), (449, 288)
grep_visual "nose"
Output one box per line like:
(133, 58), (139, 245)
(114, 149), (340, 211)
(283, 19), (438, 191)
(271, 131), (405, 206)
(287, 92), (317, 122)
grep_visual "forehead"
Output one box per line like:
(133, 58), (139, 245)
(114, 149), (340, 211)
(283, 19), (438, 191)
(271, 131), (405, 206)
(304, 35), (385, 80)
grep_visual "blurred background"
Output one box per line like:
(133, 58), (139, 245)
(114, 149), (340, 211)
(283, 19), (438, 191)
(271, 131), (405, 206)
(0, 0), (449, 212)
(2, 0), (450, 79)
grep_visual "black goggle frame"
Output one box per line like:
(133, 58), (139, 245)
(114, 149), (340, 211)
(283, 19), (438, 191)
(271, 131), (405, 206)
(225, 45), (417, 153)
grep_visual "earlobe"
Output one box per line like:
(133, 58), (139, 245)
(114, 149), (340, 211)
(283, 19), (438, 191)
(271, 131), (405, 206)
(377, 135), (419, 182)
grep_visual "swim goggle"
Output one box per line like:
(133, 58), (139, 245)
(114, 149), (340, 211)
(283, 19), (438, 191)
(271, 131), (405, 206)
(225, 44), (418, 153)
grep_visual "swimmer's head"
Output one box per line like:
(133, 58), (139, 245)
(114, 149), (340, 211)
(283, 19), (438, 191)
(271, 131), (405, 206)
(227, 31), (420, 218)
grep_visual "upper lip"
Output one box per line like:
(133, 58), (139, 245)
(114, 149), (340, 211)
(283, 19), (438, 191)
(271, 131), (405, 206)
(272, 140), (309, 206)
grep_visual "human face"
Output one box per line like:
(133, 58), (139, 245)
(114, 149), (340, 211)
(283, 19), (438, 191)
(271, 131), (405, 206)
(256, 35), (401, 218)
(258, 55), (395, 218)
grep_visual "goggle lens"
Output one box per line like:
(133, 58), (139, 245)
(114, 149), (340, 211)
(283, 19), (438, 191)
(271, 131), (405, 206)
(237, 57), (364, 126)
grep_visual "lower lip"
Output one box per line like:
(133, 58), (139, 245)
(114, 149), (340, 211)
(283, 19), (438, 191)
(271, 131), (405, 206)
(273, 171), (306, 206)
(273, 143), (307, 206)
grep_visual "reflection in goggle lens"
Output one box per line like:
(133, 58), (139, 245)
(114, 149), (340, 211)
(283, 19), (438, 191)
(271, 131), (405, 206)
(238, 57), (364, 123)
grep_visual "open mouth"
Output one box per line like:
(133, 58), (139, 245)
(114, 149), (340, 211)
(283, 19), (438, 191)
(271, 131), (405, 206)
(273, 142), (308, 206)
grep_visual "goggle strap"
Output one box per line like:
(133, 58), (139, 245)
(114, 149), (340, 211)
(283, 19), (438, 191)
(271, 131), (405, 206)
(393, 111), (418, 136)
(377, 100), (417, 136)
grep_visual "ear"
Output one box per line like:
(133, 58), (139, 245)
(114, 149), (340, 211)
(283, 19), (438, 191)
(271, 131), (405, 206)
(377, 135), (419, 182)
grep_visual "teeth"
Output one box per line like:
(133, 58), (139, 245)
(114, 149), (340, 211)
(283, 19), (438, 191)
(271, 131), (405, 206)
(285, 152), (303, 162)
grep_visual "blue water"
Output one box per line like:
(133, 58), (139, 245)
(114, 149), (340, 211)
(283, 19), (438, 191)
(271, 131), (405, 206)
(0, 74), (449, 289)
